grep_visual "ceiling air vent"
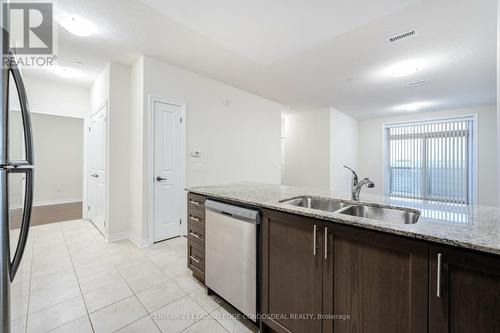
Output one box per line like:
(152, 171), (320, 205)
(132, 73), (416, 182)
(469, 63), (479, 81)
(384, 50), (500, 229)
(406, 80), (428, 88)
(388, 30), (417, 43)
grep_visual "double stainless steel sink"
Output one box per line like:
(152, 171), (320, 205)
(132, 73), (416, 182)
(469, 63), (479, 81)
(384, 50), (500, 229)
(280, 196), (420, 224)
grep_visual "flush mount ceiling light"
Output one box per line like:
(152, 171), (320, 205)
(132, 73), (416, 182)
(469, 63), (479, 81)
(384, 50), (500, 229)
(394, 101), (434, 112)
(50, 65), (82, 79)
(386, 59), (425, 77)
(58, 15), (97, 37)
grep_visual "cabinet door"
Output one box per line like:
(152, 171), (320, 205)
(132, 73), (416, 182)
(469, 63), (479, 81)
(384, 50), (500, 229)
(261, 209), (323, 333)
(323, 224), (428, 333)
(429, 246), (500, 333)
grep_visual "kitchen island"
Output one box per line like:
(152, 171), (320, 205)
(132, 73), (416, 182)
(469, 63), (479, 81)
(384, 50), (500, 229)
(186, 182), (500, 333)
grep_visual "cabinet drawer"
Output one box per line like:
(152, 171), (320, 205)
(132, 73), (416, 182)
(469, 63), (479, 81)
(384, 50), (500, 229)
(188, 193), (206, 213)
(187, 209), (205, 228)
(188, 222), (205, 247)
(188, 239), (205, 283)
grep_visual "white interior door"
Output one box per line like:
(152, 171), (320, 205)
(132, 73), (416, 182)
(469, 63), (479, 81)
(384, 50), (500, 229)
(153, 101), (182, 242)
(87, 105), (107, 234)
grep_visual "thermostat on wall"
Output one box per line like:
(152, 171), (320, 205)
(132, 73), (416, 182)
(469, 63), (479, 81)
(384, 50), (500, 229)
(191, 151), (201, 158)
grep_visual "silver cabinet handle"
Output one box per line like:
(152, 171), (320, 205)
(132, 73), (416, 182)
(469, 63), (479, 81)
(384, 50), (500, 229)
(437, 253), (442, 298)
(189, 216), (201, 222)
(189, 231), (202, 239)
(189, 255), (201, 264)
(313, 225), (317, 256)
(189, 200), (202, 206)
(324, 227), (328, 259)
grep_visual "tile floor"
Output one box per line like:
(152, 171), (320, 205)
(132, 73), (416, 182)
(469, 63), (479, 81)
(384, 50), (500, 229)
(9, 219), (259, 333)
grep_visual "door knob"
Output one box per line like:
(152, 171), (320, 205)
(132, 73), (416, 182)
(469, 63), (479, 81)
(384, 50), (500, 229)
(156, 176), (168, 182)
(91, 174), (99, 178)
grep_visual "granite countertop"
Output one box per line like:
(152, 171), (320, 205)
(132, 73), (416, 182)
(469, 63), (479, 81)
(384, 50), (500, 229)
(187, 182), (500, 256)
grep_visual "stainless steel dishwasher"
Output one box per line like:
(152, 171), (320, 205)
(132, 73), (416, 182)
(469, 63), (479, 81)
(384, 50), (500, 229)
(205, 200), (259, 321)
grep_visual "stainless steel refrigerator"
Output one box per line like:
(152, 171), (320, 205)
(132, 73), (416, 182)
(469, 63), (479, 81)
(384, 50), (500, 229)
(0, 6), (35, 332)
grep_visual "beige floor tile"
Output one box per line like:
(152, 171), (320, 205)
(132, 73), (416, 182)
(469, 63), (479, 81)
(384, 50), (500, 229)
(73, 257), (114, 279)
(30, 268), (77, 293)
(172, 272), (204, 294)
(108, 250), (146, 265)
(31, 259), (73, 278)
(165, 237), (187, 249)
(26, 296), (87, 333)
(151, 295), (207, 333)
(83, 279), (133, 313)
(78, 268), (122, 294)
(49, 315), (93, 333)
(210, 304), (258, 333)
(189, 288), (224, 313)
(29, 280), (82, 313)
(161, 257), (188, 277)
(124, 267), (170, 293)
(116, 316), (161, 333)
(136, 280), (186, 313)
(149, 250), (184, 268)
(90, 296), (147, 333)
(183, 316), (228, 333)
(116, 259), (158, 279)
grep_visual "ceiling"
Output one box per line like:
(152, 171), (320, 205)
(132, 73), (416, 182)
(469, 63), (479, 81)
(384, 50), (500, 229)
(24, 0), (497, 119)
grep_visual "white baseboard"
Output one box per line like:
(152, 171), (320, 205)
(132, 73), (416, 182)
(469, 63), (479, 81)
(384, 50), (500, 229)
(106, 231), (129, 243)
(128, 233), (150, 248)
(106, 230), (149, 248)
(10, 198), (83, 210)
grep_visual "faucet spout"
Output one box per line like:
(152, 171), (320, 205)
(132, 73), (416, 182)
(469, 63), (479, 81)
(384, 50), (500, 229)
(344, 166), (375, 201)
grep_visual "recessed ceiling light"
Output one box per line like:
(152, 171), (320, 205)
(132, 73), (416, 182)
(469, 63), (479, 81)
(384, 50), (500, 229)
(50, 65), (82, 79)
(58, 15), (97, 37)
(394, 101), (434, 112)
(386, 59), (425, 77)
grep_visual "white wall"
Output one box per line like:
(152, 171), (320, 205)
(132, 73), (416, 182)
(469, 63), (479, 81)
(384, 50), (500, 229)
(282, 108), (331, 189)
(331, 109), (358, 194)
(8, 113), (83, 207)
(8, 77), (87, 208)
(88, 63), (131, 238)
(16, 75), (89, 118)
(128, 56), (282, 243)
(108, 64), (131, 235)
(358, 104), (498, 206)
(282, 108), (358, 192)
(128, 58), (145, 241)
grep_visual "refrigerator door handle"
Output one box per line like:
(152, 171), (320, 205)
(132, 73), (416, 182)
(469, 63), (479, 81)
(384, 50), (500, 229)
(6, 51), (35, 281)
(8, 167), (33, 281)
(9, 51), (34, 164)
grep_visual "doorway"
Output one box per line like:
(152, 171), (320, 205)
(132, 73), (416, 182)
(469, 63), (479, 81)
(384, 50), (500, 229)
(87, 104), (107, 234)
(152, 100), (184, 242)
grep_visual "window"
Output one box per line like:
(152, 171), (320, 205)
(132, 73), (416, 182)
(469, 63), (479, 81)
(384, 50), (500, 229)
(385, 117), (474, 204)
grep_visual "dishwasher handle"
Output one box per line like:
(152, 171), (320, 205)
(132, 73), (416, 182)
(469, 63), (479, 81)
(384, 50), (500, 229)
(205, 200), (260, 224)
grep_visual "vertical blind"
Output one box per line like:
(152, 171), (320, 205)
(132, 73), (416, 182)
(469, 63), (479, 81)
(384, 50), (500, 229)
(386, 118), (473, 204)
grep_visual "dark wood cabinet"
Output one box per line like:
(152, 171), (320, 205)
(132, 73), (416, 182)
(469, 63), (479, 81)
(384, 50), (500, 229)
(261, 209), (324, 333)
(429, 246), (500, 333)
(323, 224), (428, 333)
(186, 192), (206, 283)
(262, 209), (428, 333)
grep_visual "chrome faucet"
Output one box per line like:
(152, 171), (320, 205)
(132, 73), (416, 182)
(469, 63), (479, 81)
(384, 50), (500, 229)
(343, 166), (375, 201)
